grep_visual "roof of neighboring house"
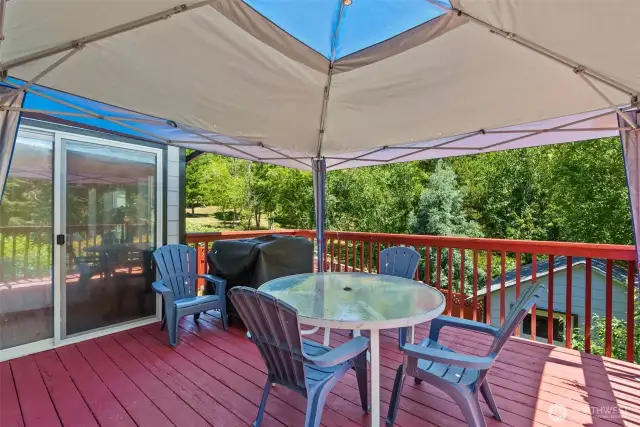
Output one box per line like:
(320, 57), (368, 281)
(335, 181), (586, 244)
(477, 256), (632, 297)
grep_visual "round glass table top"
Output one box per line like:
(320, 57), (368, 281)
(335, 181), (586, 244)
(259, 272), (446, 330)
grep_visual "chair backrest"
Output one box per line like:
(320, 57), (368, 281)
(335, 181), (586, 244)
(228, 287), (307, 394)
(153, 244), (198, 299)
(486, 282), (545, 360)
(379, 246), (420, 279)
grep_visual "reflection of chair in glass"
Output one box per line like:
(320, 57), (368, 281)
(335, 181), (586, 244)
(378, 246), (420, 348)
(153, 244), (228, 347)
(228, 287), (369, 427)
(386, 283), (544, 427)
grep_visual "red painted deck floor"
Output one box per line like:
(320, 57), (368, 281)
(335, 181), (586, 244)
(2, 313), (640, 427)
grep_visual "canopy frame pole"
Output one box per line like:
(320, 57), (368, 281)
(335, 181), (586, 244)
(258, 145), (311, 169)
(0, 47), (83, 104)
(0, 106), (170, 124)
(1, 79), (173, 142)
(312, 157), (327, 272)
(482, 109), (618, 150)
(424, 1), (639, 98)
(576, 71), (638, 130)
(171, 122), (265, 161)
(0, 1), (217, 72)
(315, 0), (346, 157)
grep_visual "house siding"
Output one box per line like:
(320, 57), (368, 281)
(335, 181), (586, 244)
(166, 146), (180, 245)
(487, 264), (629, 345)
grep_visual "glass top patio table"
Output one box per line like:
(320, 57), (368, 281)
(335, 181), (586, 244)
(259, 272), (446, 330)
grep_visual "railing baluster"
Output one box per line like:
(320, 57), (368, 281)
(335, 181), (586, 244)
(11, 232), (17, 281)
(585, 258), (592, 353)
(459, 249), (465, 318)
(23, 232), (30, 279)
(376, 242), (381, 273)
(500, 251), (506, 325)
(472, 249), (478, 321)
(626, 260), (635, 363)
(531, 253), (537, 341)
(352, 240), (357, 272)
(548, 254), (554, 345)
(368, 238), (372, 273)
(425, 246), (430, 286)
(360, 240), (364, 272)
(447, 247), (453, 316)
(0, 233), (5, 282)
(337, 239), (342, 272)
(515, 252), (521, 336)
(485, 250), (492, 324)
(605, 259), (613, 358)
(436, 247), (441, 290)
(565, 256), (573, 348)
(35, 231), (42, 278)
(331, 239), (335, 272)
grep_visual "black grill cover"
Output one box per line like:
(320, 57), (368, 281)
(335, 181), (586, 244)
(206, 234), (313, 325)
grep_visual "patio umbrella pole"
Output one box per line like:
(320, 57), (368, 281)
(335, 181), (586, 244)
(312, 157), (327, 272)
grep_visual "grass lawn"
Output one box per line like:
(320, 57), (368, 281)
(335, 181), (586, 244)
(186, 206), (272, 232)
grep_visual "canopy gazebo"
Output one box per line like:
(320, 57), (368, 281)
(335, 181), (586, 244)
(0, 1), (639, 425)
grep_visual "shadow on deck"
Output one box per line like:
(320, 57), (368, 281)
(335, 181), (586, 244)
(2, 312), (639, 427)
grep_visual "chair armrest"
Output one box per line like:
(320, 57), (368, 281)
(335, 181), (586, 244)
(403, 343), (494, 370)
(198, 274), (227, 298)
(304, 336), (369, 368)
(429, 315), (500, 342)
(152, 281), (174, 304)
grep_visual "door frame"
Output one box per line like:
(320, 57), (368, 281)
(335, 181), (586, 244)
(0, 125), (164, 361)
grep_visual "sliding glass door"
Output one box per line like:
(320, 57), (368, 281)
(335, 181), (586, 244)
(59, 137), (162, 338)
(0, 126), (163, 358)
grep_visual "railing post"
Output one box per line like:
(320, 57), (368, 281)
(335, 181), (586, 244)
(548, 254), (554, 345)
(515, 252), (521, 336)
(585, 258), (592, 353)
(486, 250), (491, 325)
(627, 260), (635, 363)
(605, 259), (613, 358)
(565, 256), (573, 348)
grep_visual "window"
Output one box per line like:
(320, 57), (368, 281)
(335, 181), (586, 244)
(521, 309), (578, 343)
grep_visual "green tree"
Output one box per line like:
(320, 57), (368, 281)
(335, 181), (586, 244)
(573, 288), (640, 363)
(408, 161), (485, 293)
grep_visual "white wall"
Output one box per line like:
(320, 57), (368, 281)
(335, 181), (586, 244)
(488, 264), (630, 345)
(166, 146), (180, 245)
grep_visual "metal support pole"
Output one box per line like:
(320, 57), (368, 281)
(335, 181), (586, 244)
(577, 71), (638, 130)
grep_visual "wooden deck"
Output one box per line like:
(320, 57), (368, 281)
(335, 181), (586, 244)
(2, 313), (639, 427)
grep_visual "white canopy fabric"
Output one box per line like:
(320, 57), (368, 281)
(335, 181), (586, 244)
(0, 0), (637, 171)
(0, 0), (639, 278)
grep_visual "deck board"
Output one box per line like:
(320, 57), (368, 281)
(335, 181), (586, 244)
(2, 316), (639, 427)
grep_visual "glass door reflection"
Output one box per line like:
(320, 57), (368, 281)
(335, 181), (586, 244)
(63, 140), (158, 337)
(0, 132), (54, 350)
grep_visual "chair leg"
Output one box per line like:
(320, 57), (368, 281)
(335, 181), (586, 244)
(253, 376), (272, 427)
(305, 384), (331, 427)
(160, 315), (166, 331)
(398, 327), (408, 350)
(480, 381), (501, 421)
(450, 388), (487, 427)
(221, 309), (229, 331)
(168, 312), (179, 348)
(354, 352), (368, 412)
(194, 312), (200, 321)
(385, 365), (405, 427)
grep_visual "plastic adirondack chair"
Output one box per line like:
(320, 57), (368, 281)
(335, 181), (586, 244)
(153, 244), (228, 347)
(378, 246), (420, 348)
(228, 287), (370, 427)
(386, 283), (545, 427)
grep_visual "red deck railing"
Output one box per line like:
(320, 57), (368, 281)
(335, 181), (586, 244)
(190, 230), (636, 363)
(0, 224), (152, 282)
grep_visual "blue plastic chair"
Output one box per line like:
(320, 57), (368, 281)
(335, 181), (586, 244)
(386, 283), (544, 427)
(378, 246), (420, 348)
(228, 287), (370, 427)
(153, 244), (228, 347)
